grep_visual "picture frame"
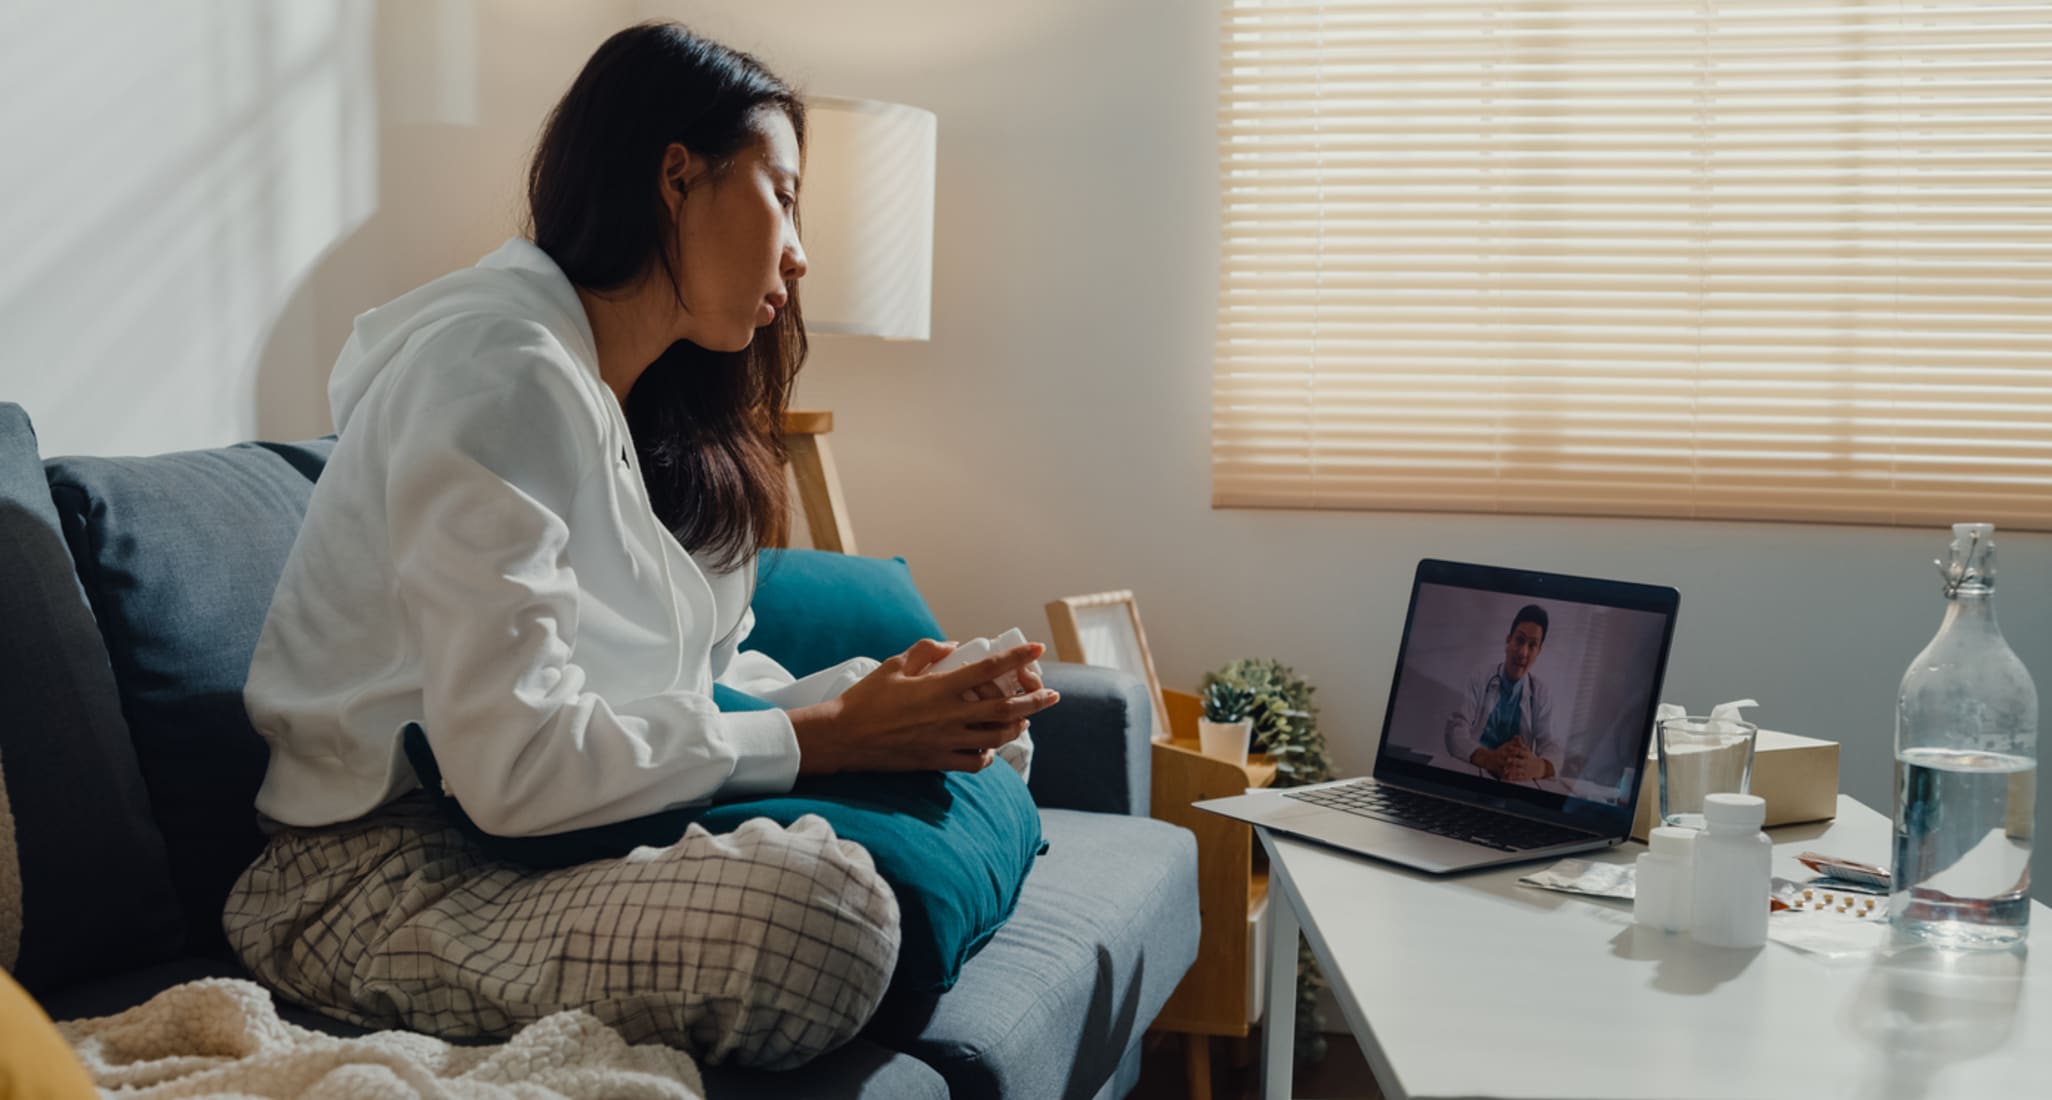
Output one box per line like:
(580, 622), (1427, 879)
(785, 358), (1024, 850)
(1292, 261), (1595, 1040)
(1044, 590), (1170, 741)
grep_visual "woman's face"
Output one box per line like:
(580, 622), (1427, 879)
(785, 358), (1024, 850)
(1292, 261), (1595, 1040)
(667, 107), (808, 353)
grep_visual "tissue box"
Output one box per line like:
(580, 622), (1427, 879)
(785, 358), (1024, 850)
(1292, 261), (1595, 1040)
(1631, 729), (1840, 841)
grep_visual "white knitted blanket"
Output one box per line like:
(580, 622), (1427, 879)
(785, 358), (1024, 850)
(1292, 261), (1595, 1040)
(57, 979), (705, 1100)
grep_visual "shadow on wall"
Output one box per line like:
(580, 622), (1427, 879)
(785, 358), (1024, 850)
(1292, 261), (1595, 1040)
(248, 0), (456, 446)
(254, 0), (641, 445)
(0, 0), (633, 458)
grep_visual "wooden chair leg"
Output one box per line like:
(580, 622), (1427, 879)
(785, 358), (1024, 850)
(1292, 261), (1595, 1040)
(784, 429), (857, 555)
(1184, 1033), (1213, 1100)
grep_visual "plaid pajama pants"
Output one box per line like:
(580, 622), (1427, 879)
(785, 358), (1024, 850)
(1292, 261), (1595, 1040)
(221, 793), (901, 1070)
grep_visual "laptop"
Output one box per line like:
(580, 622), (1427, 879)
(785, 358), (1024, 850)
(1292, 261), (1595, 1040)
(1197, 559), (1679, 874)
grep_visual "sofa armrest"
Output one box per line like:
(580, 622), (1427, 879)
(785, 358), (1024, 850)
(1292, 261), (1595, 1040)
(1025, 662), (1152, 816)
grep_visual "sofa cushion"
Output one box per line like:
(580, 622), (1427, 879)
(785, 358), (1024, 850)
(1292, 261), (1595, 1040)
(701, 1041), (949, 1100)
(865, 809), (1200, 1100)
(36, 955), (390, 1045)
(43, 437), (336, 960)
(744, 549), (945, 676)
(401, 719), (1045, 996)
(1024, 663), (1154, 816)
(0, 404), (184, 994)
(36, 956), (262, 1025)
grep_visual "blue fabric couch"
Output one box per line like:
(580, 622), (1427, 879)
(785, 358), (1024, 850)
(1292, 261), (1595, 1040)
(0, 402), (1200, 1100)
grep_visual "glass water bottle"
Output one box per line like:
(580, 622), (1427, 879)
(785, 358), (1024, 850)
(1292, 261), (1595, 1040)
(1890, 523), (2038, 948)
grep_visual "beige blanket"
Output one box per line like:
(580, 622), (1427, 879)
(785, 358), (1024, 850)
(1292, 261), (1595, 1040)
(58, 979), (704, 1100)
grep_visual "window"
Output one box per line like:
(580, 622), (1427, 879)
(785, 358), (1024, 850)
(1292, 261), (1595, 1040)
(1214, 0), (2052, 527)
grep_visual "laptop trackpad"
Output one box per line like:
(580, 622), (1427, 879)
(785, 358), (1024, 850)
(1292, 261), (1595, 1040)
(1284, 809), (1497, 869)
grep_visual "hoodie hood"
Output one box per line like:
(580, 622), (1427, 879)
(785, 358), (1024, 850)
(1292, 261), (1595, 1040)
(328, 238), (599, 434)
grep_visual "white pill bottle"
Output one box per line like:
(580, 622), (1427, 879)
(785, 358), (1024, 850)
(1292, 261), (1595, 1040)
(1690, 793), (1771, 948)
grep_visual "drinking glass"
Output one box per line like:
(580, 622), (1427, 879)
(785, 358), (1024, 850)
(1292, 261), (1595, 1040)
(1657, 715), (1759, 829)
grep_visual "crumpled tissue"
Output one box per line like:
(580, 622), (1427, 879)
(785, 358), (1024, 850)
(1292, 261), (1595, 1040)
(1654, 697), (1760, 729)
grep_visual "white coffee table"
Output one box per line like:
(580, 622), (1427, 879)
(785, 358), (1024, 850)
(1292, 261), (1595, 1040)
(1256, 795), (2050, 1099)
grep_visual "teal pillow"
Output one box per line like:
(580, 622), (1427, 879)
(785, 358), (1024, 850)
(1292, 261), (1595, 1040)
(692, 767), (1041, 995)
(400, 715), (1042, 995)
(745, 549), (944, 677)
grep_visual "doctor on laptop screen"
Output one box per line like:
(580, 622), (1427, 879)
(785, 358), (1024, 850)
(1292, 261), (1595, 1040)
(1383, 584), (1669, 807)
(1445, 604), (1558, 782)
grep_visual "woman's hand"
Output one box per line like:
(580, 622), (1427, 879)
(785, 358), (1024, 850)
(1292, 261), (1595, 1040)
(914, 639), (1047, 774)
(787, 639), (1059, 775)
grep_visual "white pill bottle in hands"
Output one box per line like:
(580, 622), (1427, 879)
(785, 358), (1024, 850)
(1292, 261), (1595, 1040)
(1690, 793), (1771, 948)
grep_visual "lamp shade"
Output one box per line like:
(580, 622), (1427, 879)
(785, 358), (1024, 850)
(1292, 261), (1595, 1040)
(799, 96), (936, 341)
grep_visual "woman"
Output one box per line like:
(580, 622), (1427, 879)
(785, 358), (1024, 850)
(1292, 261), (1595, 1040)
(224, 21), (1056, 1069)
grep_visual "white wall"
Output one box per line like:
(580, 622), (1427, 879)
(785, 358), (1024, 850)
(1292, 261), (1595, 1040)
(0, 0), (635, 458)
(650, 0), (2052, 897)
(6, 0), (2044, 895)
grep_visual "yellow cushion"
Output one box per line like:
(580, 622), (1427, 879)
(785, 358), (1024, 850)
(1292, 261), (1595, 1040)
(0, 968), (96, 1100)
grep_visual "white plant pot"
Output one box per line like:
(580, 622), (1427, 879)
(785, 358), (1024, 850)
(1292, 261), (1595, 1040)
(1198, 718), (1254, 766)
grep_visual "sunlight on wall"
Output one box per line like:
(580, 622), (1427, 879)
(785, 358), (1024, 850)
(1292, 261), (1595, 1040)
(0, 0), (377, 457)
(0, 0), (634, 457)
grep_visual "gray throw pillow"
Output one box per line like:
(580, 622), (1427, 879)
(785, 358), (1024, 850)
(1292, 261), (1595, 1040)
(0, 403), (184, 993)
(45, 436), (336, 961)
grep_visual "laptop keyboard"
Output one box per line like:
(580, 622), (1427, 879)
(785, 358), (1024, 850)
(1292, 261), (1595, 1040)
(1284, 781), (1591, 852)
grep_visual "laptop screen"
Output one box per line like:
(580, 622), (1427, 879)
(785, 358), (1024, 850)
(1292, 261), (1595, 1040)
(1375, 560), (1680, 834)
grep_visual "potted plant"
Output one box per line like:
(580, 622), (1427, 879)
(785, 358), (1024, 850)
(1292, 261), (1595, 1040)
(1201, 658), (1331, 788)
(1198, 679), (1256, 764)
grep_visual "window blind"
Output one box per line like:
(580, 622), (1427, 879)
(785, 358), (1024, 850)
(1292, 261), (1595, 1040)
(1214, 0), (2052, 527)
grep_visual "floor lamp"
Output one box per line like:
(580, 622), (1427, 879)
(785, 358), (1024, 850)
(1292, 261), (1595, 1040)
(780, 96), (936, 555)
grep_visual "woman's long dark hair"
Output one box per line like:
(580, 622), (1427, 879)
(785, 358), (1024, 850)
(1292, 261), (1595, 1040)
(527, 21), (805, 573)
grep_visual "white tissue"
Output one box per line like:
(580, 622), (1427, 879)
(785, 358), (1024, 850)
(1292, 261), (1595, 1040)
(1711, 698), (1760, 722)
(924, 629), (1042, 782)
(1656, 698), (1760, 726)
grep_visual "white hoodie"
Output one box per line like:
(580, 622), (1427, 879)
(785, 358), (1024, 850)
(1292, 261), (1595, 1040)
(246, 238), (875, 836)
